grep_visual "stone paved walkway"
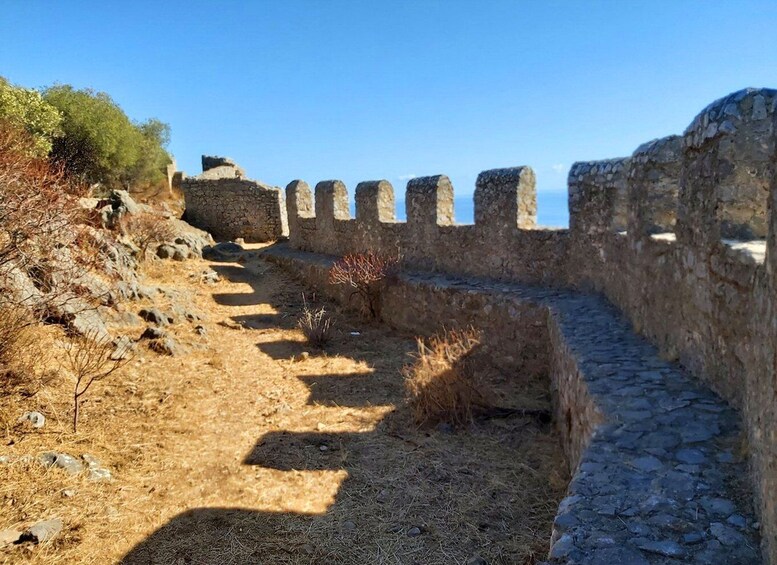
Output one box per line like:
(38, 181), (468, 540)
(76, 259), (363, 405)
(264, 245), (763, 564)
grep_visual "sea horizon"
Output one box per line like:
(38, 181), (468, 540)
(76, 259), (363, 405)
(348, 191), (569, 228)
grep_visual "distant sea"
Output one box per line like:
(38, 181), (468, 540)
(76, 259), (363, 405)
(348, 192), (569, 228)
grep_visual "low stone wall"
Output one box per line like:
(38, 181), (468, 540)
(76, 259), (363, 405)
(182, 177), (287, 242)
(263, 244), (762, 564)
(179, 156), (288, 242)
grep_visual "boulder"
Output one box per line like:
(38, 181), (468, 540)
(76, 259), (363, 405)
(202, 241), (244, 261)
(156, 243), (189, 261)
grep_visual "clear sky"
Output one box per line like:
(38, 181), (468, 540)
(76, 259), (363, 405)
(1, 0), (776, 202)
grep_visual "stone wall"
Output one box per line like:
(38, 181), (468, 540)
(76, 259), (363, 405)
(566, 88), (777, 563)
(265, 245), (761, 564)
(276, 87), (777, 562)
(286, 169), (568, 286)
(180, 156), (287, 242)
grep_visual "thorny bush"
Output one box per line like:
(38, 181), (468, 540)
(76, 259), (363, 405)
(328, 251), (400, 319)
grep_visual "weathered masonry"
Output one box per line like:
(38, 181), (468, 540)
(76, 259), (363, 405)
(177, 155), (288, 242)
(263, 88), (777, 564)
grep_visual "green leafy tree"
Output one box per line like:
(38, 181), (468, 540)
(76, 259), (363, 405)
(43, 85), (171, 190)
(0, 77), (62, 157)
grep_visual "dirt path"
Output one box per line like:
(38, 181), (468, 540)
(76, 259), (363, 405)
(1, 248), (566, 565)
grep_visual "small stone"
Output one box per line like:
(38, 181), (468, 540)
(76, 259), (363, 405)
(201, 270), (220, 284)
(18, 411), (46, 429)
(589, 547), (649, 565)
(700, 497), (736, 517)
(376, 490), (389, 503)
(111, 336), (135, 360)
(682, 531), (705, 544)
(549, 534), (575, 559)
(343, 521), (356, 531)
(467, 555), (488, 565)
(82, 455), (112, 481)
(39, 452), (83, 475)
(627, 523), (652, 536)
(726, 514), (747, 529)
(407, 526), (422, 537)
(148, 337), (181, 356)
(632, 538), (685, 558)
(631, 455), (663, 472)
(675, 448), (706, 464)
(0, 528), (22, 546)
(319, 445), (329, 452)
(22, 518), (63, 544)
(710, 522), (746, 546)
(62, 489), (76, 498)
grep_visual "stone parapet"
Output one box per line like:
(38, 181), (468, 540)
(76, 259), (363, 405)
(264, 244), (762, 565)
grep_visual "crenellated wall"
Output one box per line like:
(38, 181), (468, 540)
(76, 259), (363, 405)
(566, 87), (777, 563)
(278, 87), (777, 562)
(286, 167), (568, 286)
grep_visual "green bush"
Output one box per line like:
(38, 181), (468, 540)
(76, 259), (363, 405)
(43, 85), (171, 191)
(0, 77), (62, 157)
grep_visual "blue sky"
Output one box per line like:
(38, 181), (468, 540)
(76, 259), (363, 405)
(1, 0), (776, 205)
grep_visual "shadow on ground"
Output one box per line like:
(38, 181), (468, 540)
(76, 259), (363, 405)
(120, 244), (565, 565)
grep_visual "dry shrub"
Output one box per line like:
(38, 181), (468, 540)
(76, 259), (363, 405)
(0, 121), (85, 274)
(0, 304), (40, 383)
(0, 120), (96, 317)
(403, 327), (490, 427)
(297, 294), (334, 348)
(62, 329), (133, 432)
(121, 213), (177, 260)
(328, 251), (400, 319)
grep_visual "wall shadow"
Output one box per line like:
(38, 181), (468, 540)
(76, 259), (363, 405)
(298, 372), (401, 407)
(120, 247), (563, 564)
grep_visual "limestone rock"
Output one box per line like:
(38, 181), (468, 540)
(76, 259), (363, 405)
(202, 241), (244, 261)
(138, 308), (173, 326)
(17, 411), (45, 429)
(38, 452), (84, 475)
(20, 518), (63, 544)
(0, 528), (22, 546)
(148, 336), (181, 357)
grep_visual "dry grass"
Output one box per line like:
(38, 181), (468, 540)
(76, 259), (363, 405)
(0, 245), (567, 565)
(0, 305), (52, 393)
(404, 327), (490, 428)
(297, 295), (334, 348)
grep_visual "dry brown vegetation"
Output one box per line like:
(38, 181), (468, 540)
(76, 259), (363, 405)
(297, 294), (334, 348)
(329, 250), (400, 319)
(62, 330), (132, 432)
(1, 246), (566, 564)
(0, 122), (84, 277)
(120, 213), (177, 260)
(404, 327), (491, 428)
